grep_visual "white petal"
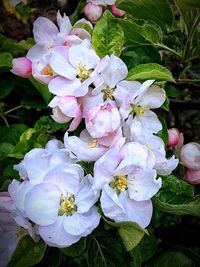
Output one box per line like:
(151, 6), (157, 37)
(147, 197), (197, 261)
(139, 85), (166, 109)
(25, 183), (60, 225)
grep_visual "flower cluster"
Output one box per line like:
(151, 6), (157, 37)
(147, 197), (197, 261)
(5, 11), (180, 255)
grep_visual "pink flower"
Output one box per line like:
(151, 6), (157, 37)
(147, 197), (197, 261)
(84, 2), (103, 22)
(49, 96), (82, 131)
(167, 128), (181, 148)
(85, 101), (121, 139)
(185, 169), (200, 184)
(11, 57), (32, 78)
(111, 4), (125, 17)
(180, 142), (200, 170)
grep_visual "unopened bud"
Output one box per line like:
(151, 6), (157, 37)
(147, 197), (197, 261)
(111, 4), (125, 17)
(11, 57), (32, 78)
(180, 142), (200, 170)
(84, 2), (103, 22)
(185, 169), (200, 184)
(167, 128), (181, 148)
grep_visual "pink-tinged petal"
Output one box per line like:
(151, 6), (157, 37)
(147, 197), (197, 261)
(81, 90), (104, 118)
(100, 54), (128, 88)
(68, 114), (82, 131)
(39, 216), (80, 248)
(84, 2), (103, 22)
(33, 17), (58, 48)
(50, 47), (76, 79)
(135, 110), (162, 134)
(63, 207), (100, 236)
(180, 142), (200, 170)
(25, 183), (60, 226)
(48, 76), (81, 96)
(49, 96), (81, 118)
(139, 85), (166, 109)
(185, 169), (200, 184)
(57, 11), (72, 37)
(11, 57), (32, 78)
(97, 127), (122, 147)
(51, 107), (71, 123)
(68, 40), (100, 69)
(61, 35), (82, 47)
(167, 128), (180, 148)
(111, 4), (125, 16)
(93, 147), (121, 190)
(127, 169), (162, 201)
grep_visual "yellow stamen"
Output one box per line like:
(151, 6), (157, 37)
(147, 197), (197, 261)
(110, 175), (128, 193)
(131, 104), (145, 115)
(103, 86), (114, 100)
(16, 227), (27, 237)
(76, 66), (92, 82)
(88, 139), (98, 148)
(41, 64), (53, 76)
(58, 194), (77, 216)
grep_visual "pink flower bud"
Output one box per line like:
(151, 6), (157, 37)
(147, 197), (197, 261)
(180, 142), (200, 170)
(111, 4), (125, 17)
(11, 57), (32, 78)
(84, 2), (103, 22)
(167, 128), (181, 148)
(185, 169), (200, 184)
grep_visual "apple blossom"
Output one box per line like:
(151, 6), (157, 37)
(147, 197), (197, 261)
(180, 142), (200, 170)
(48, 40), (101, 97)
(84, 2), (103, 22)
(49, 96), (82, 131)
(11, 57), (32, 78)
(24, 164), (100, 247)
(115, 80), (165, 133)
(85, 101), (121, 139)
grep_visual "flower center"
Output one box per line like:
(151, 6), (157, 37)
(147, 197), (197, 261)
(110, 175), (128, 193)
(131, 104), (145, 115)
(88, 138), (98, 148)
(76, 66), (92, 82)
(103, 86), (114, 100)
(15, 227), (27, 237)
(41, 64), (53, 76)
(58, 194), (77, 216)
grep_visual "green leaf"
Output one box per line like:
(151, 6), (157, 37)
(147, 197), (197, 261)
(116, 0), (173, 28)
(176, 0), (200, 9)
(161, 95), (170, 111)
(0, 52), (13, 68)
(8, 236), (46, 267)
(60, 238), (86, 257)
(141, 23), (162, 44)
(157, 116), (168, 145)
(0, 142), (14, 159)
(153, 195), (200, 217)
(145, 251), (195, 267)
(127, 63), (175, 82)
(118, 222), (147, 251)
(29, 77), (51, 104)
(92, 10), (124, 58)
(0, 78), (15, 99)
(0, 124), (28, 144)
(104, 219), (148, 251)
(0, 179), (12, 191)
(9, 139), (42, 159)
